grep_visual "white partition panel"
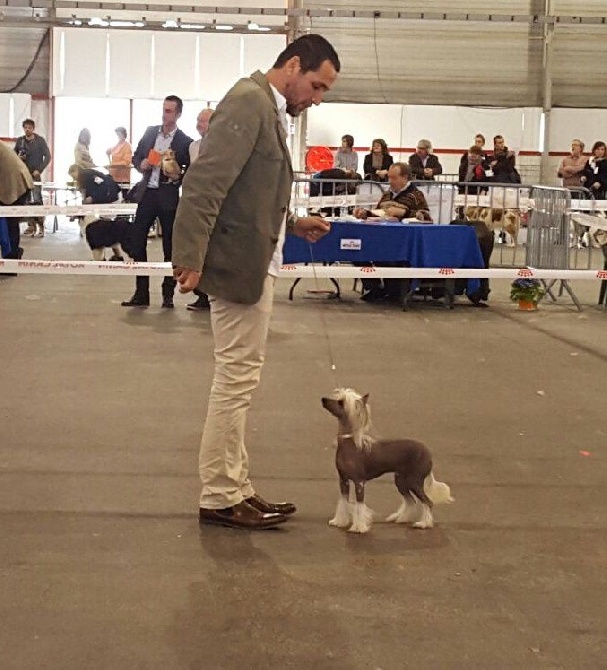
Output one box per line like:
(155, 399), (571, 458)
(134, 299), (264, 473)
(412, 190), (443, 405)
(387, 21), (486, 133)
(108, 31), (155, 99)
(549, 108), (607, 152)
(52, 29), (107, 97)
(198, 34), (243, 101)
(242, 34), (286, 76)
(153, 32), (199, 99)
(52, 28), (285, 101)
(307, 103), (403, 152)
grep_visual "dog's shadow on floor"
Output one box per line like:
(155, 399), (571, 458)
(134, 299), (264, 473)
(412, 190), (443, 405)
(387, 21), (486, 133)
(341, 524), (452, 558)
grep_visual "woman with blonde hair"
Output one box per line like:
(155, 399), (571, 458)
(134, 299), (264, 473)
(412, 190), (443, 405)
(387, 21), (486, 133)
(74, 128), (95, 169)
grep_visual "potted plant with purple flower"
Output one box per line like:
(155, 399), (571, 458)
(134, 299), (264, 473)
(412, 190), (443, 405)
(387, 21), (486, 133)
(510, 277), (545, 310)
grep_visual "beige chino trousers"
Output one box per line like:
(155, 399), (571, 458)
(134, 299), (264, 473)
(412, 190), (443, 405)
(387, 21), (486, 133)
(199, 275), (275, 509)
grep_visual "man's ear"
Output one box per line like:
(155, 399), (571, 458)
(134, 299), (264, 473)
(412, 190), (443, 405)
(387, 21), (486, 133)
(285, 55), (301, 75)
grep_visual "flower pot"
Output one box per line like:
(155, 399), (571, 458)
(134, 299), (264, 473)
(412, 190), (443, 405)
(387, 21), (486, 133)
(518, 299), (538, 311)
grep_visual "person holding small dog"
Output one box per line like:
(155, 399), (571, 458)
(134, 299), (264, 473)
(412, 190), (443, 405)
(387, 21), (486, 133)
(121, 95), (193, 309)
(172, 34), (339, 530)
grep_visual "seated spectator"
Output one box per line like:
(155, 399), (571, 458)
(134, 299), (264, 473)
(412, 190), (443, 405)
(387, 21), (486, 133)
(363, 139), (393, 182)
(458, 145), (487, 194)
(484, 135), (520, 183)
(557, 139), (586, 189)
(353, 163), (431, 303)
(310, 168), (359, 216)
(353, 162), (431, 222)
(458, 133), (486, 182)
(580, 141), (607, 199)
(408, 139), (442, 181)
(106, 126), (133, 188)
(0, 141), (32, 268)
(334, 134), (358, 173)
(74, 128), (95, 169)
(310, 168), (359, 196)
(68, 164), (130, 261)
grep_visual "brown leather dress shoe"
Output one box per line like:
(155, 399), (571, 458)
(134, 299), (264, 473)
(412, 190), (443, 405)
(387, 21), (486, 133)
(198, 501), (287, 530)
(245, 494), (297, 516)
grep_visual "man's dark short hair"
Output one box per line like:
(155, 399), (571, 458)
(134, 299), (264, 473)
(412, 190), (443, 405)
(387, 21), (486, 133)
(342, 134), (354, 148)
(469, 145), (483, 156)
(273, 34), (340, 74)
(475, 133), (485, 143)
(493, 134), (504, 142)
(23, 118), (35, 128)
(391, 162), (411, 178)
(165, 95), (183, 115)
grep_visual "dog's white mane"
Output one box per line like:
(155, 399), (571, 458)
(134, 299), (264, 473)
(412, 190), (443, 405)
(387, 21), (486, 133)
(333, 388), (374, 451)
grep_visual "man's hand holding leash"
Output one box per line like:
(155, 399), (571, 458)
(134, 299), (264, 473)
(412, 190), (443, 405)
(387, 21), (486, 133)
(175, 217), (330, 293)
(174, 267), (202, 293)
(292, 215), (331, 243)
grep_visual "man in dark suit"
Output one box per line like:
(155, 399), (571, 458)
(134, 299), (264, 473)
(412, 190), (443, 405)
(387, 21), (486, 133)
(121, 95), (192, 308)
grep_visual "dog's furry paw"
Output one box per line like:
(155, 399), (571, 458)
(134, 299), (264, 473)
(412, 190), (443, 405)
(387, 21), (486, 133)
(347, 523), (370, 534)
(328, 517), (351, 529)
(412, 519), (434, 529)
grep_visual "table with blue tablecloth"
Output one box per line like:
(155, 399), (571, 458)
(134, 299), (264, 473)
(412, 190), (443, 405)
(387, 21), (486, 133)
(283, 221), (485, 307)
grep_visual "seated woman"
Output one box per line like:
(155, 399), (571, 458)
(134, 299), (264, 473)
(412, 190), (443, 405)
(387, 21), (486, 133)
(580, 140), (607, 200)
(333, 134), (358, 173)
(363, 138), (393, 182)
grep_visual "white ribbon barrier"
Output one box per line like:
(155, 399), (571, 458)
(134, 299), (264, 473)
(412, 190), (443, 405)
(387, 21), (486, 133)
(0, 203), (136, 218)
(1, 259), (606, 281)
(2, 199), (607, 220)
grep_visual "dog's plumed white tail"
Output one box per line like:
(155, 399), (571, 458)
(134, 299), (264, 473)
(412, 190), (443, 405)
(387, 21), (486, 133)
(424, 472), (454, 505)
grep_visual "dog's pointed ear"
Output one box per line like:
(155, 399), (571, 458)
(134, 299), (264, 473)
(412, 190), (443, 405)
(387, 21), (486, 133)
(362, 393), (370, 405)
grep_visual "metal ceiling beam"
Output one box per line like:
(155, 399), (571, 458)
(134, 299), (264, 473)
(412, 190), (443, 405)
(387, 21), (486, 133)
(1, 2), (607, 25)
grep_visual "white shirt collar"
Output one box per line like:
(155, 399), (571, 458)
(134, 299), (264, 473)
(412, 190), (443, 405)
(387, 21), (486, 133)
(269, 82), (288, 134)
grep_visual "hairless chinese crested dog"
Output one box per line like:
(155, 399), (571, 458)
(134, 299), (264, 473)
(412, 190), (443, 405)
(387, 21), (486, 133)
(321, 388), (453, 533)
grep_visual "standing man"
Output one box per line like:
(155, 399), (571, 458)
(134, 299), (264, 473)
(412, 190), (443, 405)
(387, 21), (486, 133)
(188, 108), (214, 164)
(186, 107), (214, 312)
(121, 95), (192, 308)
(172, 34), (339, 530)
(14, 118), (51, 237)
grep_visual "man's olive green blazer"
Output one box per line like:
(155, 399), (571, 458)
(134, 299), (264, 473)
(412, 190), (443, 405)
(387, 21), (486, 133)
(172, 71), (295, 304)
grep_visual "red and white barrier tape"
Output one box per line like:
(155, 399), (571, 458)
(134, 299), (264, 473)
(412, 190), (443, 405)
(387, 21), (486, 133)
(1, 260), (606, 281)
(1, 199), (606, 219)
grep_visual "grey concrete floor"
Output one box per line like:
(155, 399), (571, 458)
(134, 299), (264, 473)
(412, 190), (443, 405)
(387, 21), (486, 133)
(1, 222), (606, 669)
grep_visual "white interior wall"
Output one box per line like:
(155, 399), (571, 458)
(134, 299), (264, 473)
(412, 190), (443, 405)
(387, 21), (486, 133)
(307, 104), (607, 180)
(0, 94), (32, 138)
